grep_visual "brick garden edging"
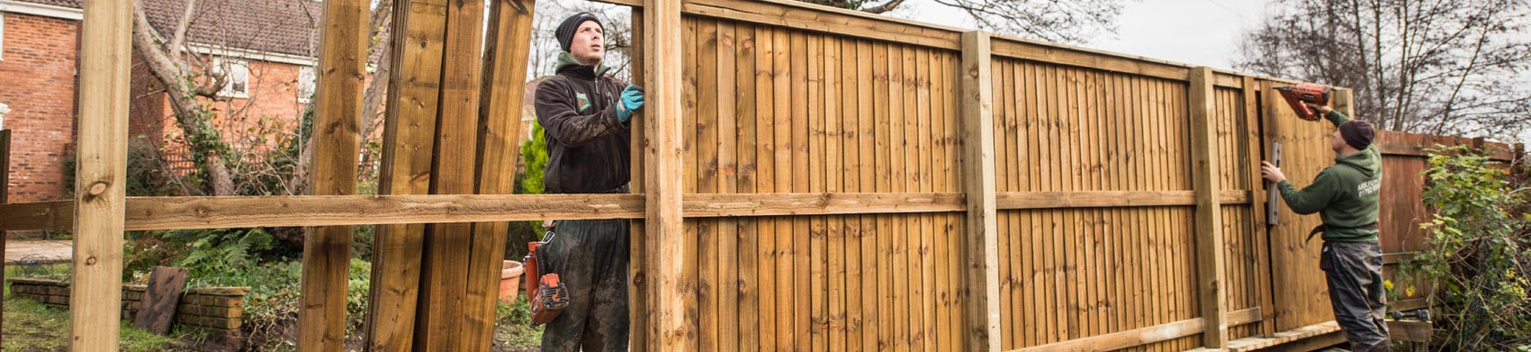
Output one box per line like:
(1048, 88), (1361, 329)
(6, 277), (250, 331)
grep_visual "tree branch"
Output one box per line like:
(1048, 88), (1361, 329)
(168, 0), (198, 66)
(858, 0), (906, 14)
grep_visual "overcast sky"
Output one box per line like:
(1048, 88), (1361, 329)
(891, 0), (1530, 144)
(892, 0), (1271, 70)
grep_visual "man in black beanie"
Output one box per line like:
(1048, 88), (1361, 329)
(533, 11), (643, 352)
(1261, 103), (1391, 351)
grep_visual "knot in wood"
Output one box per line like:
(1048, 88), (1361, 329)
(85, 256), (98, 265)
(88, 181), (109, 196)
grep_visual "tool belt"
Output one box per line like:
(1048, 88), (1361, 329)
(1306, 222), (1379, 243)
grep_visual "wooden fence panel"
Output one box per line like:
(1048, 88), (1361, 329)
(674, 15), (966, 351)
(989, 54), (1203, 350)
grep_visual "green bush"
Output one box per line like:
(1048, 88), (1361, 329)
(1400, 145), (1531, 350)
(520, 119), (549, 240)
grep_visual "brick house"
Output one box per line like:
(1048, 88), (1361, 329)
(0, 0), (320, 202)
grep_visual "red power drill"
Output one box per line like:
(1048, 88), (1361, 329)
(1274, 83), (1331, 121)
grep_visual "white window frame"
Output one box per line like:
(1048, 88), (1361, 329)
(0, 102), (10, 130)
(213, 57), (251, 99)
(1, 12), (7, 61)
(298, 66), (316, 104)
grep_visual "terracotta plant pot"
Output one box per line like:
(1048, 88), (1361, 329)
(500, 260), (525, 303)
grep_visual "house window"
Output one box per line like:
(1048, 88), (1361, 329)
(298, 66), (316, 103)
(213, 58), (250, 98)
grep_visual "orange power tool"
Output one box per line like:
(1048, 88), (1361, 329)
(525, 238), (570, 325)
(1274, 83), (1331, 121)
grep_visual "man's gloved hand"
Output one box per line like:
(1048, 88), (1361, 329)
(617, 84), (645, 123)
(1304, 102), (1333, 115)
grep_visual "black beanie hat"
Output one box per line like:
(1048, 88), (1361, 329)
(1338, 120), (1375, 150)
(556, 12), (603, 53)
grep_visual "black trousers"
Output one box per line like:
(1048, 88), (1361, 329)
(1321, 241), (1392, 352)
(539, 218), (631, 352)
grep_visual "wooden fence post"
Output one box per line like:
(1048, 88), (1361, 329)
(959, 30), (1002, 352)
(70, 0), (132, 350)
(298, 0), (366, 349)
(1189, 66), (1228, 348)
(640, 0), (692, 349)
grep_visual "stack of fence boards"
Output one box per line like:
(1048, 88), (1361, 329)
(362, 0), (536, 350)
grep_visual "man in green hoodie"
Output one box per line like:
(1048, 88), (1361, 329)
(532, 12), (643, 352)
(1261, 103), (1391, 352)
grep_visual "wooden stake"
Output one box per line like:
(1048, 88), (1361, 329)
(70, 0), (132, 350)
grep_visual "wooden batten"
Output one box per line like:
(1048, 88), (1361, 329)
(69, 0), (133, 350)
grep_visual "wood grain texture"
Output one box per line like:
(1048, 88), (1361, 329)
(1188, 67), (1228, 348)
(412, 0), (487, 347)
(959, 30), (1002, 352)
(69, 0), (133, 349)
(460, 0), (538, 347)
(641, 1), (691, 349)
(297, 0), (367, 349)
(365, 0), (447, 349)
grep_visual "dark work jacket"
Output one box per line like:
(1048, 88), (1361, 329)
(535, 53), (631, 194)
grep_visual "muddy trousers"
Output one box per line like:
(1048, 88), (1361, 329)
(539, 218), (631, 352)
(1321, 241), (1391, 352)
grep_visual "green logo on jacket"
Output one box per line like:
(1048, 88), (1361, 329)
(576, 92), (590, 112)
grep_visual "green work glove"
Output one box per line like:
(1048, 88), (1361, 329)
(617, 84), (645, 123)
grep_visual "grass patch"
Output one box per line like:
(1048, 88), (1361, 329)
(496, 296), (543, 350)
(2, 293), (189, 351)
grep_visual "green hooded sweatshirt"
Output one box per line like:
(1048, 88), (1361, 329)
(1276, 110), (1382, 243)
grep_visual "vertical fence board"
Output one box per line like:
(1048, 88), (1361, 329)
(69, 0), (133, 350)
(367, 0), (446, 349)
(298, 0), (366, 349)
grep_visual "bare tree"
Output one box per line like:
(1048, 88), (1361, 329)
(131, 0), (395, 196)
(131, 0), (238, 196)
(1235, 0), (1531, 141)
(803, 0), (1127, 43)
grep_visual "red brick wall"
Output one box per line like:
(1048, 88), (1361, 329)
(1, 10), (315, 201)
(141, 54), (313, 176)
(0, 12), (79, 202)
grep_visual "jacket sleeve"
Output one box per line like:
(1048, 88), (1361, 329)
(1323, 110), (1350, 128)
(535, 80), (626, 147)
(1277, 169), (1340, 215)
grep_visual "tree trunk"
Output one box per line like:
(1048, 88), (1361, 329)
(132, 0), (237, 196)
